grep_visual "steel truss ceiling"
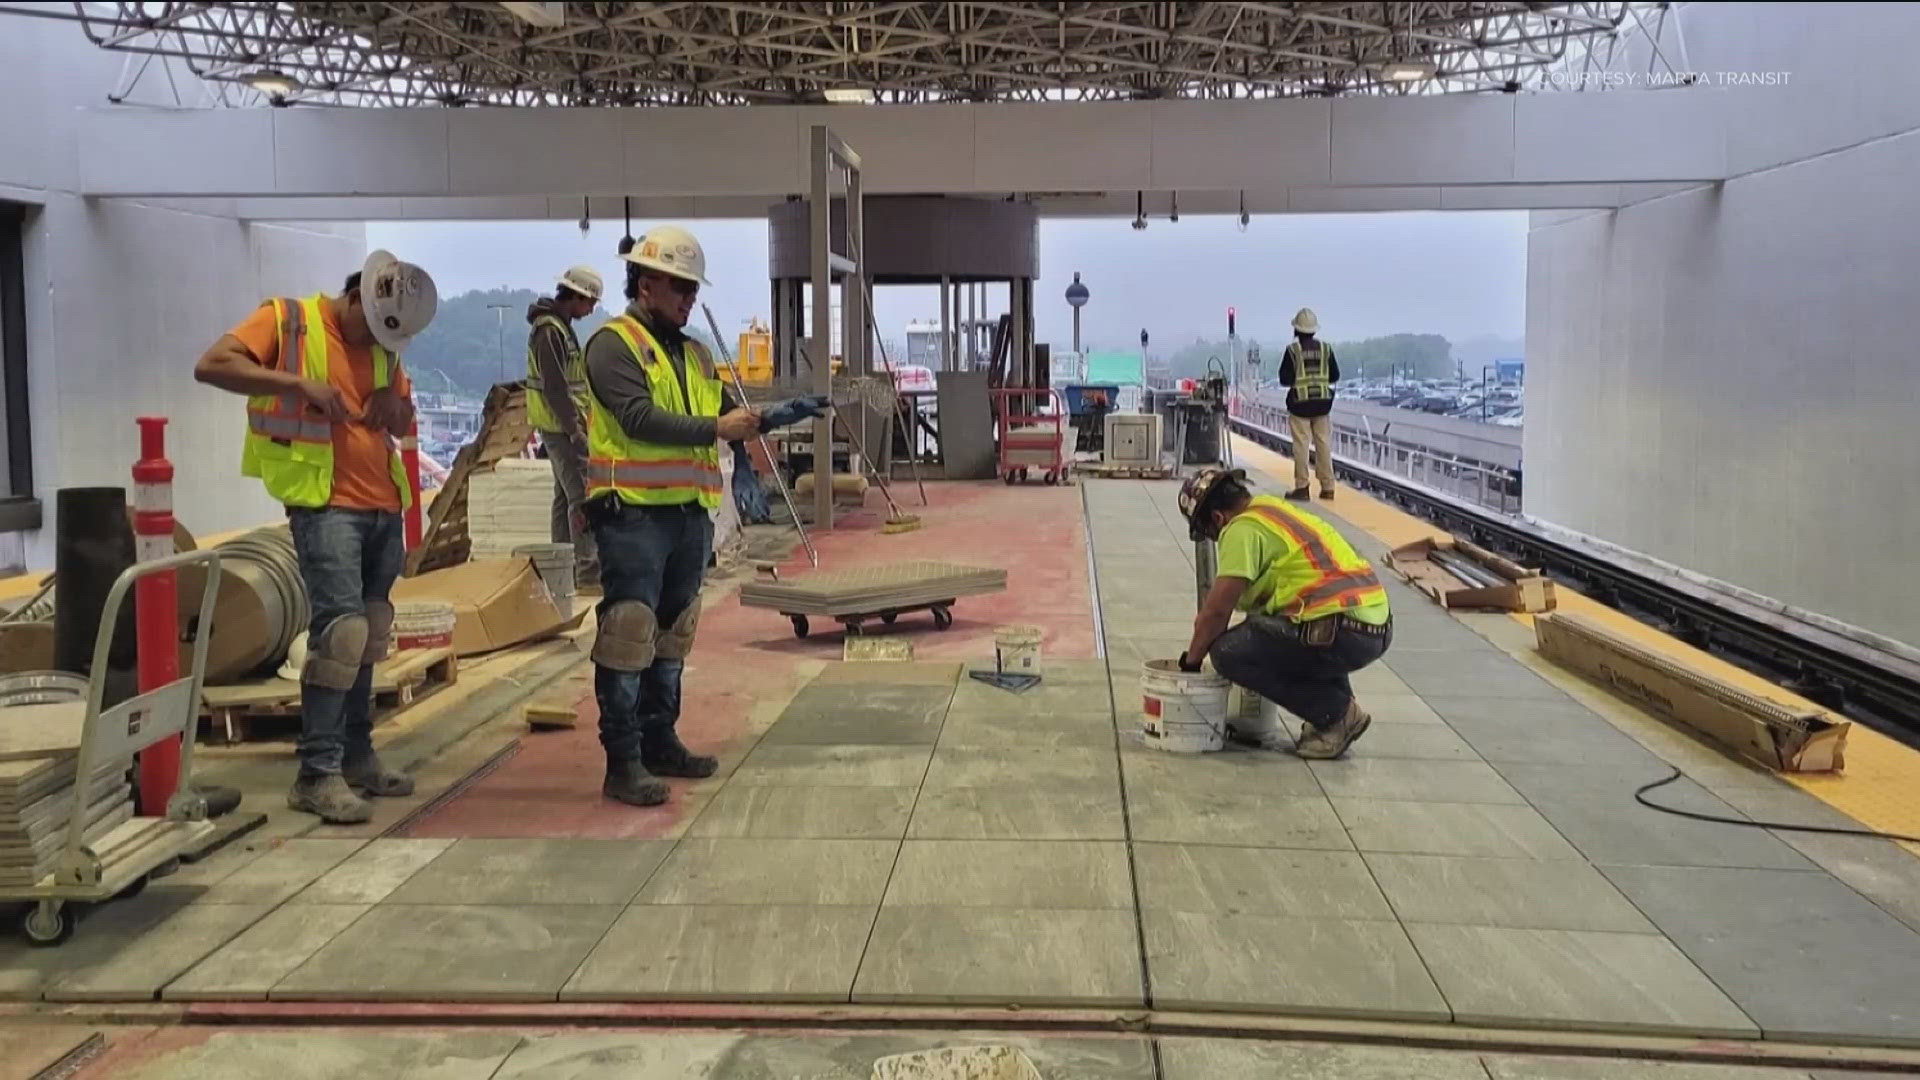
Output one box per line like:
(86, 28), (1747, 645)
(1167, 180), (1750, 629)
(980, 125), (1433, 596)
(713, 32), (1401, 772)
(2, 1), (1656, 108)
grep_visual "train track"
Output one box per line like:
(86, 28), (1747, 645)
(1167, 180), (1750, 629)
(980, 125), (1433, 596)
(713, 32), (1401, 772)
(1228, 413), (1920, 744)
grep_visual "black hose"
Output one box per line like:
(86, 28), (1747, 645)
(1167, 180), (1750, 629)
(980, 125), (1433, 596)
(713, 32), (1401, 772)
(1635, 768), (1920, 844)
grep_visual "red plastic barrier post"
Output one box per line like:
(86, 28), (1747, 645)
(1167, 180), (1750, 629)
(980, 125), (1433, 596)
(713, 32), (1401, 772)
(402, 418), (424, 550)
(132, 416), (180, 816)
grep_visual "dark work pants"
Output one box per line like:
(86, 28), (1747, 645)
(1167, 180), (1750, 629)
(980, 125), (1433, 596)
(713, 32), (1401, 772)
(1208, 613), (1392, 731)
(288, 507), (404, 776)
(590, 502), (712, 760)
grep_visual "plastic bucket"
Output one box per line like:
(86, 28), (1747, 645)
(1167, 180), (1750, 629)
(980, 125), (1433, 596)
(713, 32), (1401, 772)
(394, 600), (458, 652)
(1139, 659), (1228, 753)
(993, 625), (1043, 676)
(1228, 687), (1287, 745)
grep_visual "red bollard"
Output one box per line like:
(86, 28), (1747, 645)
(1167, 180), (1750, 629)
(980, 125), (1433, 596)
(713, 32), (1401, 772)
(402, 418), (424, 551)
(132, 417), (180, 816)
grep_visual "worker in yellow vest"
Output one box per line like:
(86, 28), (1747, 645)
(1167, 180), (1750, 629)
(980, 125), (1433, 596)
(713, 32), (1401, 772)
(1177, 466), (1391, 759)
(583, 225), (827, 806)
(193, 250), (437, 823)
(525, 264), (604, 588)
(1279, 307), (1339, 500)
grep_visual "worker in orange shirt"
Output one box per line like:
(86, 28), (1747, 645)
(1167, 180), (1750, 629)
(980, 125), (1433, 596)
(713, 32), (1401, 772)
(194, 251), (437, 824)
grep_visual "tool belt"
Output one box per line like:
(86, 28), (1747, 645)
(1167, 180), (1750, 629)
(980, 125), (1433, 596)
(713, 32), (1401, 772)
(1250, 611), (1392, 647)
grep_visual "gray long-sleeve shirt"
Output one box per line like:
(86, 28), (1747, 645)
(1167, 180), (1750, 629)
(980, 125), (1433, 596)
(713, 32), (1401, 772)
(584, 301), (741, 447)
(526, 297), (586, 448)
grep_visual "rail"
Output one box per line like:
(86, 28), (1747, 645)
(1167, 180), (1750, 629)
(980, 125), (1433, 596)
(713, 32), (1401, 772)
(1234, 399), (1522, 514)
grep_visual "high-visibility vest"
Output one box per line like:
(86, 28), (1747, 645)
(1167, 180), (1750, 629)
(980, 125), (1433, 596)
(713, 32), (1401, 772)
(1289, 339), (1334, 401)
(239, 295), (411, 511)
(584, 314), (723, 509)
(525, 313), (589, 433)
(1227, 495), (1386, 621)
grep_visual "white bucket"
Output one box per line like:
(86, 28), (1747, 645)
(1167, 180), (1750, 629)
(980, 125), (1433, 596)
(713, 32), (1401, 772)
(993, 625), (1043, 676)
(1139, 659), (1228, 753)
(1228, 687), (1288, 745)
(394, 600), (458, 651)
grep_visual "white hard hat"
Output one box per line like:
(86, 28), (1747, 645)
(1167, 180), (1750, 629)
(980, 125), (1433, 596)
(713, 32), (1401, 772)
(621, 225), (710, 285)
(278, 632), (308, 681)
(360, 249), (438, 354)
(1292, 307), (1319, 334)
(556, 265), (603, 301)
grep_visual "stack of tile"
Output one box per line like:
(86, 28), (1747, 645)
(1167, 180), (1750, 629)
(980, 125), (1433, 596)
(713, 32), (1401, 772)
(739, 561), (1007, 616)
(466, 459), (554, 560)
(0, 754), (133, 888)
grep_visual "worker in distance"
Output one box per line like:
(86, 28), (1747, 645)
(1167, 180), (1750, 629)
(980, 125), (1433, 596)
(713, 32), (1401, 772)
(1175, 465), (1392, 759)
(524, 264), (606, 591)
(582, 224), (827, 806)
(1278, 307), (1339, 501)
(195, 250), (435, 823)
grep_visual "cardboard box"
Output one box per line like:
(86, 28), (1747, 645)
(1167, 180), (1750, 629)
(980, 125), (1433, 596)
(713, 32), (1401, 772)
(394, 558), (584, 657)
(1387, 536), (1556, 613)
(1535, 611), (1849, 773)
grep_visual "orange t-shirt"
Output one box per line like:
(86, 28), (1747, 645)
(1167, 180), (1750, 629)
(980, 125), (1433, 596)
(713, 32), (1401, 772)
(226, 299), (414, 512)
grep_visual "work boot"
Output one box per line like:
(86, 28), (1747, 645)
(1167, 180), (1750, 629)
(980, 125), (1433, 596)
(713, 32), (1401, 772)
(1319, 488), (1336, 500)
(1286, 486), (1311, 501)
(642, 729), (719, 779)
(1294, 702), (1372, 760)
(343, 753), (415, 798)
(603, 757), (670, 807)
(287, 774), (373, 825)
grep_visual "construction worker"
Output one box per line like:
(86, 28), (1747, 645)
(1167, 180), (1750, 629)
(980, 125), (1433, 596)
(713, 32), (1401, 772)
(526, 265), (604, 588)
(1279, 307), (1339, 500)
(1176, 466), (1390, 759)
(584, 225), (826, 806)
(193, 250), (437, 823)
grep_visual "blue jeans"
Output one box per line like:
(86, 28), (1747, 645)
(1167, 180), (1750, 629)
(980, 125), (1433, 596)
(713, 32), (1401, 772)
(288, 507), (405, 776)
(590, 501), (711, 760)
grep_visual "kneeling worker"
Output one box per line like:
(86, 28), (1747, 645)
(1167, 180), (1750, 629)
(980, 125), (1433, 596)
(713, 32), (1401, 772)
(1175, 466), (1391, 759)
(585, 225), (827, 806)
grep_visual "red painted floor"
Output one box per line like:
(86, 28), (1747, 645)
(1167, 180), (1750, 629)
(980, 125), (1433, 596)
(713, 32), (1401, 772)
(400, 480), (1094, 840)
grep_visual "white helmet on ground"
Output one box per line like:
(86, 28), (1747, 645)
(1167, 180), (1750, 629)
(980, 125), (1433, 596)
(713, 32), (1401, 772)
(278, 632), (308, 681)
(1292, 307), (1319, 334)
(360, 249), (438, 353)
(621, 225), (710, 285)
(556, 265), (603, 301)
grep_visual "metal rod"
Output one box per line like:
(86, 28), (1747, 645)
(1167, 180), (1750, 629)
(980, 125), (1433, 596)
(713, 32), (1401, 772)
(702, 303), (817, 568)
(860, 277), (930, 506)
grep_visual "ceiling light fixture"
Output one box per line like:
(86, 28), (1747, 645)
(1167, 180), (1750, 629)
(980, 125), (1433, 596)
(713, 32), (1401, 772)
(242, 70), (300, 98)
(1378, 60), (1438, 82)
(823, 87), (876, 104)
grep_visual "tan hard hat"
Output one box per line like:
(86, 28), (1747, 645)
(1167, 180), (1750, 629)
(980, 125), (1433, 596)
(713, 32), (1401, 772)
(622, 224), (710, 285)
(1292, 307), (1319, 334)
(360, 249), (438, 353)
(557, 265), (603, 300)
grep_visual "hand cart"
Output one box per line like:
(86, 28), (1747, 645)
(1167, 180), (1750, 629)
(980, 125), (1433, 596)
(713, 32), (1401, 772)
(4, 550), (223, 946)
(991, 388), (1068, 485)
(738, 561), (1008, 640)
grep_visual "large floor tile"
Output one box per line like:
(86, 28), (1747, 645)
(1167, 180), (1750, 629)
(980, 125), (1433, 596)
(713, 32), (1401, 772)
(1127, 787), (1352, 850)
(1353, 723), (1484, 761)
(1386, 653), (1570, 700)
(759, 684), (952, 745)
(908, 785), (1126, 840)
(1600, 864), (1920, 1043)
(635, 839), (897, 906)
(936, 708), (1117, 750)
(884, 840), (1131, 909)
(924, 747), (1117, 790)
(1483, 1057), (1816, 1079)
(157, 839), (365, 905)
(1121, 744), (1322, 797)
(563, 905), (874, 1001)
(106, 1031), (524, 1080)
(1349, 665), (1414, 697)
(272, 904), (620, 1001)
(1364, 693), (1446, 725)
(1160, 1037), (1494, 1080)
(687, 785), (916, 839)
(1309, 758), (1525, 804)
(492, 1032), (1154, 1079)
(948, 676), (1120, 718)
(1498, 765), (1813, 871)
(40, 901), (271, 1002)
(854, 906), (1143, 1006)
(1429, 699), (1667, 768)
(1331, 799), (1583, 859)
(1135, 844), (1391, 919)
(383, 838), (674, 906)
(1365, 853), (1655, 933)
(164, 904), (370, 1000)
(729, 744), (933, 787)
(1407, 924), (1757, 1036)
(290, 839), (454, 905)
(1144, 911), (1447, 1020)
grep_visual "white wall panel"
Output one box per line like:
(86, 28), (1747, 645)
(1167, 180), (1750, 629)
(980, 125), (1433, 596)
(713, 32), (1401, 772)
(1331, 96), (1515, 186)
(274, 109), (450, 196)
(449, 109), (624, 195)
(1513, 93), (1725, 183)
(1441, 185), (1621, 210)
(621, 107), (803, 196)
(1149, 100), (1331, 188)
(1288, 187), (1440, 212)
(973, 102), (1154, 191)
(787, 105), (977, 193)
(80, 109), (278, 196)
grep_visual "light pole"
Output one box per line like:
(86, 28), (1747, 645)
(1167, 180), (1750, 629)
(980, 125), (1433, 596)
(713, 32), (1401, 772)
(487, 302), (512, 385)
(1065, 272), (1089, 355)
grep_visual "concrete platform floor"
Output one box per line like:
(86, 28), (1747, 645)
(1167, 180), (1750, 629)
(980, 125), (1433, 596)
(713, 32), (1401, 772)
(5, 466), (1920, 1057)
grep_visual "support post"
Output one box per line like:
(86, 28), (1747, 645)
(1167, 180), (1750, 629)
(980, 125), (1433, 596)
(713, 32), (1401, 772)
(132, 417), (179, 816)
(810, 132), (833, 532)
(402, 418), (423, 551)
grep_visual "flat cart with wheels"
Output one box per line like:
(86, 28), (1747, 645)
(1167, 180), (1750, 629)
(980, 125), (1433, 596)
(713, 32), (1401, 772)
(991, 388), (1068, 485)
(740, 562), (1007, 641)
(4, 550), (223, 946)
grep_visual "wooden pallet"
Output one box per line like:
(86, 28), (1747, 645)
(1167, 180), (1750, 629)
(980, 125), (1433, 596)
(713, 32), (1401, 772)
(1075, 461), (1174, 480)
(198, 648), (459, 745)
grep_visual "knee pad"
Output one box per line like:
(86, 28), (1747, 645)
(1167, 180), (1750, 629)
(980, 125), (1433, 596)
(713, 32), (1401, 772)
(363, 600), (394, 665)
(592, 600), (657, 672)
(653, 597), (702, 660)
(304, 614), (369, 690)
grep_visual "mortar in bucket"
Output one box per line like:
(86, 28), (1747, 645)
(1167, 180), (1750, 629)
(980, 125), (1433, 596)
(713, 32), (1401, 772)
(1139, 659), (1228, 753)
(993, 625), (1043, 676)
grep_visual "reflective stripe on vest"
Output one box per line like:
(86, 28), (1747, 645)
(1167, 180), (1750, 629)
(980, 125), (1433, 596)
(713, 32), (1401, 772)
(526, 313), (588, 433)
(1290, 340), (1332, 401)
(584, 314), (723, 509)
(1232, 497), (1385, 620)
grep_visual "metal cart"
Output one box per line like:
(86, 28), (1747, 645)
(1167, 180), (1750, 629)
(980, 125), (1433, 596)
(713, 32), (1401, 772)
(4, 550), (223, 946)
(992, 388), (1068, 485)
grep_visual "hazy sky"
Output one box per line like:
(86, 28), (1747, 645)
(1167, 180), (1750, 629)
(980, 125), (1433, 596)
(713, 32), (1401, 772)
(370, 210), (1526, 352)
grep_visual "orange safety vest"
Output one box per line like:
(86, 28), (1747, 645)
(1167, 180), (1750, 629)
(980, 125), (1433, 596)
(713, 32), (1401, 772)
(1228, 495), (1387, 621)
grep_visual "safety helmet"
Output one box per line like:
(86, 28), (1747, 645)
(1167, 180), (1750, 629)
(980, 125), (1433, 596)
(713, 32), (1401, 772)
(278, 631), (308, 681)
(621, 224), (710, 285)
(1178, 466), (1248, 541)
(556, 265), (603, 301)
(360, 249), (438, 354)
(1291, 307), (1319, 334)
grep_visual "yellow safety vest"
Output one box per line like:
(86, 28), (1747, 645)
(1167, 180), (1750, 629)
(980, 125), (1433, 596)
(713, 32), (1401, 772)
(1289, 340), (1334, 401)
(525, 313), (589, 433)
(1227, 495), (1386, 621)
(240, 294), (411, 511)
(584, 315), (723, 510)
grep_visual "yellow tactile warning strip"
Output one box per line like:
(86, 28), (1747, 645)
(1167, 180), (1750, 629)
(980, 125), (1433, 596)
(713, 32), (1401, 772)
(1232, 435), (1920, 853)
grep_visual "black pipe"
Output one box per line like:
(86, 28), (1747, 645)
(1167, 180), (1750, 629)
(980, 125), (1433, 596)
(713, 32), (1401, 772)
(52, 487), (138, 708)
